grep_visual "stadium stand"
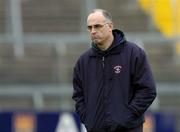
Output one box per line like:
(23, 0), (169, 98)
(0, 44), (56, 84)
(21, 0), (81, 33)
(0, 0), (5, 33)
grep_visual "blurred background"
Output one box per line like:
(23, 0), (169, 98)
(0, 0), (180, 131)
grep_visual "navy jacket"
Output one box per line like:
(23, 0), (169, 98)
(72, 29), (156, 131)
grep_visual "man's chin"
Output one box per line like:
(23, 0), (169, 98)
(93, 39), (101, 44)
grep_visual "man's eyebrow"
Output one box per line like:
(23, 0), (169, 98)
(87, 23), (105, 26)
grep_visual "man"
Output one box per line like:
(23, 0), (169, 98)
(72, 9), (156, 132)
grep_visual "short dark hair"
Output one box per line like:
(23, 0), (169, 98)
(91, 9), (112, 22)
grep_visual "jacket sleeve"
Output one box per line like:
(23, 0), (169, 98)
(72, 62), (86, 123)
(129, 48), (157, 117)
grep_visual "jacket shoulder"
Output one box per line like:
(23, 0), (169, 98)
(126, 41), (144, 50)
(79, 48), (91, 60)
(75, 48), (92, 66)
(125, 41), (146, 56)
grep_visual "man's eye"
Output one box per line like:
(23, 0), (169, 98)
(87, 26), (92, 30)
(87, 24), (105, 31)
(94, 25), (102, 28)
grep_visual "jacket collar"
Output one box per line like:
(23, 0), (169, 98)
(89, 29), (126, 57)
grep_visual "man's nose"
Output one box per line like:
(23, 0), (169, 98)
(91, 27), (96, 34)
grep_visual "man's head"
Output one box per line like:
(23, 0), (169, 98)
(87, 9), (114, 48)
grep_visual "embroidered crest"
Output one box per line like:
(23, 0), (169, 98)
(114, 65), (122, 73)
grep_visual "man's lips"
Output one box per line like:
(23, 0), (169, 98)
(92, 35), (98, 39)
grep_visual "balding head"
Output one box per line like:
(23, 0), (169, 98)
(90, 9), (112, 22)
(87, 9), (112, 24)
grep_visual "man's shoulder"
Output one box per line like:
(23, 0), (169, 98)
(125, 41), (145, 54)
(80, 47), (92, 58)
(76, 47), (92, 64)
(125, 41), (143, 50)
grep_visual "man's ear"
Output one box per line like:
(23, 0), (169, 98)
(108, 22), (113, 31)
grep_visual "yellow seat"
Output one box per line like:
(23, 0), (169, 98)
(138, 0), (180, 37)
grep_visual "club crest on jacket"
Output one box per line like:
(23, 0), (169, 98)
(114, 65), (122, 73)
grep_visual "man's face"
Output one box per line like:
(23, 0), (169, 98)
(87, 12), (113, 45)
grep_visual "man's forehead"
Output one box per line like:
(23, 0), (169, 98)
(87, 12), (105, 24)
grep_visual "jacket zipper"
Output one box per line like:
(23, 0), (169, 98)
(101, 56), (106, 120)
(102, 56), (105, 68)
